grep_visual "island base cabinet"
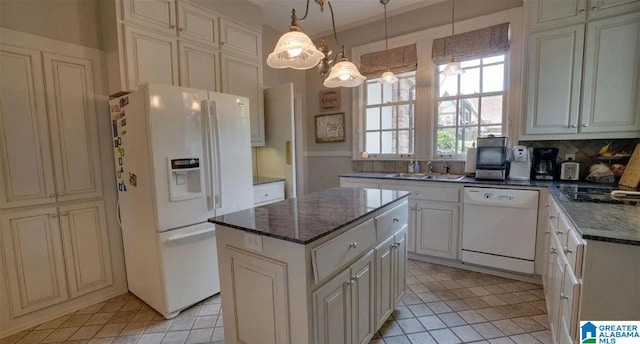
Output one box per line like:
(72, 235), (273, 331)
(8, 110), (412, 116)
(375, 226), (407, 329)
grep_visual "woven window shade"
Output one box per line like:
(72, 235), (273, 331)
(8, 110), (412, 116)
(359, 44), (417, 78)
(432, 23), (510, 64)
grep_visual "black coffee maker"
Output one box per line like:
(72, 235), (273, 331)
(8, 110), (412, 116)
(532, 148), (558, 180)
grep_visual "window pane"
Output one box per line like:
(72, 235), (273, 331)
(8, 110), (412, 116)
(381, 106), (394, 129)
(458, 98), (479, 125)
(398, 77), (415, 101)
(366, 132), (380, 153)
(367, 82), (381, 105)
(437, 128), (457, 155)
(382, 82), (393, 103)
(366, 108), (380, 130)
(483, 55), (505, 64)
(439, 73), (458, 97)
(483, 64), (504, 93)
(461, 59), (481, 68)
(480, 125), (503, 137)
(396, 104), (413, 129)
(481, 96), (503, 125)
(397, 130), (413, 154)
(460, 67), (480, 95)
(438, 100), (457, 126)
(457, 126), (478, 155)
(381, 131), (394, 153)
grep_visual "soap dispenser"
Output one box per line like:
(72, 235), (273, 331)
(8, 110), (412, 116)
(414, 161), (421, 173)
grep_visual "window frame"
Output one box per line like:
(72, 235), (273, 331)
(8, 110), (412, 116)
(434, 54), (509, 160)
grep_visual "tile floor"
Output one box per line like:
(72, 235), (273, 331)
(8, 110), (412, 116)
(0, 259), (552, 344)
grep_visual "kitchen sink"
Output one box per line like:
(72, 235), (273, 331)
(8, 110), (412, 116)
(385, 172), (466, 181)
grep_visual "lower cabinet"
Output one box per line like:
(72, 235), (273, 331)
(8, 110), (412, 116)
(0, 201), (114, 316)
(313, 251), (375, 344)
(374, 226), (407, 329)
(414, 202), (459, 260)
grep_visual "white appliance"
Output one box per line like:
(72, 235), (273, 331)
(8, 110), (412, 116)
(110, 83), (254, 318)
(509, 145), (532, 180)
(461, 187), (539, 274)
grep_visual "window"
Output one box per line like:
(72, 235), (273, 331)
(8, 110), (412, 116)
(436, 54), (506, 157)
(364, 71), (417, 155)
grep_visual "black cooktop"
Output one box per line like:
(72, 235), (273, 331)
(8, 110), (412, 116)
(559, 186), (639, 206)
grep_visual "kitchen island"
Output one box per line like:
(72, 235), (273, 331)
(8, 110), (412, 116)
(209, 187), (410, 344)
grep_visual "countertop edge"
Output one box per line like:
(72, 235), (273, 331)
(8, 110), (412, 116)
(252, 177), (286, 186)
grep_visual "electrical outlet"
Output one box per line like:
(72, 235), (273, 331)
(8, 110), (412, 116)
(564, 153), (576, 161)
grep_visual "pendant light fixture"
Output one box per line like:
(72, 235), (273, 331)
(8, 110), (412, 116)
(379, 0), (398, 84)
(442, 0), (465, 76)
(266, 0), (365, 88)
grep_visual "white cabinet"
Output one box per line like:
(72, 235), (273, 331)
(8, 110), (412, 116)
(123, 24), (180, 90)
(177, 2), (218, 46)
(253, 181), (285, 206)
(0, 45), (56, 209)
(42, 53), (104, 202)
(221, 53), (265, 146)
(59, 201), (113, 298)
(220, 19), (261, 58)
(393, 228), (407, 305)
(525, 25), (584, 135)
(580, 13), (640, 133)
(178, 42), (220, 91)
(529, 0), (587, 31)
(313, 251), (375, 344)
(0, 207), (69, 316)
(121, 0), (177, 35)
(414, 201), (459, 260)
(589, 0), (640, 19)
(374, 226), (407, 329)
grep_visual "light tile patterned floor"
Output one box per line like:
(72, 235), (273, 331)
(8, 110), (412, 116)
(0, 259), (551, 344)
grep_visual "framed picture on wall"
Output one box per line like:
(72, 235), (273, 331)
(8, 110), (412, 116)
(319, 89), (341, 112)
(315, 113), (345, 143)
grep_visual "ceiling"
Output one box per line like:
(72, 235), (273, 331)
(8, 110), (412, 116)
(253, 0), (448, 38)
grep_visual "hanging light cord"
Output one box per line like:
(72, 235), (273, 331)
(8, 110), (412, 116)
(384, 1), (390, 70)
(291, 0), (311, 24)
(327, 1), (345, 60)
(451, 0), (455, 36)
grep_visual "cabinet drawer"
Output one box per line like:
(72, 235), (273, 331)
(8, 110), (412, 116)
(556, 213), (573, 247)
(253, 181), (284, 206)
(375, 202), (408, 241)
(312, 219), (376, 283)
(563, 226), (585, 278)
(560, 266), (581, 340)
(380, 183), (460, 203)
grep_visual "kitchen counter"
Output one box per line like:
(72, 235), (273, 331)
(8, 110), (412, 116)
(209, 187), (410, 244)
(340, 172), (640, 246)
(252, 176), (285, 185)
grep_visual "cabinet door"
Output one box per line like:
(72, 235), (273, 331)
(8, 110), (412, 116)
(220, 19), (261, 58)
(542, 219), (555, 290)
(393, 226), (407, 305)
(580, 13), (640, 133)
(178, 42), (219, 91)
(550, 237), (565, 343)
(560, 268), (581, 340)
(374, 235), (394, 329)
(221, 53), (264, 146)
(42, 53), (103, 202)
(123, 24), (179, 91)
(415, 202), (459, 260)
(0, 44), (56, 209)
(590, 0), (640, 19)
(350, 251), (375, 344)
(529, 0), (587, 31)
(525, 25), (584, 135)
(121, 0), (176, 35)
(313, 269), (351, 344)
(407, 201), (417, 253)
(0, 207), (68, 316)
(59, 201), (113, 298)
(176, 2), (218, 47)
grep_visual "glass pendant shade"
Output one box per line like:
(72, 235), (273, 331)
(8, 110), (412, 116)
(442, 59), (465, 76)
(379, 70), (398, 84)
(323, 59), (366, 88)
(266, 29), (324, 69)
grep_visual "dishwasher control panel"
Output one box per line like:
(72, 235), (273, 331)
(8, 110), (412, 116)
(464, 187), (539, 208)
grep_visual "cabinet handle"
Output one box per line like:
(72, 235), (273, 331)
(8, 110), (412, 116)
(579, 8), (585, 13)
(582, 123), (589, 127)
(48, 193), (55, 198)
(549, 246), (557, 254)
(170, 24), (176, 29)
(556, 230), (564, 236)
(392, 217), (399, 223)
(560, 293), (569, 300)
(591, 6), (597, 11)
(264, 193), (269, 197)
(545, 230), (550, 235)
(345, 279), (355, 286)
(570, 124), (577, 128)
(349, 242), (358, 249)
(179, 28), (185, 32)
(549, 215), (556, 219)
(50, 213), (58, 218)
(564, 247), (573, 254)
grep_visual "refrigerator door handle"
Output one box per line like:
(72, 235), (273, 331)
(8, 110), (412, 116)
(203, 100), (215, 211)
(205, 100), (223, 210)
(165, 227), (215, 243)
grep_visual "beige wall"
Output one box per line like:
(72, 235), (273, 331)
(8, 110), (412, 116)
(0, 0), (103, 49)
(304, 0), (523, 192)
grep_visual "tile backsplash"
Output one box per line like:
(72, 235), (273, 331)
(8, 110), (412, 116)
(352, 139), (639, 179)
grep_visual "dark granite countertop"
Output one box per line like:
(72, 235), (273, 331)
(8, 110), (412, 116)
(253, 176), (286, 185)
(340, 172), (640, 246)
(209, 187), (410, 245)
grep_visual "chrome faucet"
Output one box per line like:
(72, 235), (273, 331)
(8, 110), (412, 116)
(444, 162), (450, 174)
(426, 161), (433, 173)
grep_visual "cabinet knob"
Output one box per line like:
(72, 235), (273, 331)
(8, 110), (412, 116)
(592, 6), (597, 11)
(582, 123), (589, 127)
(545, 230), (550, 235)
(50, 213), (58, 218)
(549, 246), (557, 254)
(413, 191), (419, 194)
(545, 203), (549, 208)
(564, 247), (573, 254)
(48, 193), (55, 198)
(560, 293), (569, 300)
(345, 279), (355, 286)
(549, 215), (556, 219)
(570, 124), (577, 128)
(556, 230), (564, 236)
(170, 24), (176, 29)
(179, 28), (185, 32)
(264, 193), (269, 197)
(349, 242), (358, 249)
(392, 217), (399, 223)
(409, 206), (416, 211)
(579, 8), (585, 13)
(392, 242), (400, 249)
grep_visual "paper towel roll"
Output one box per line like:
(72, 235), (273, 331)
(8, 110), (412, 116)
(465, 147), (477, 173)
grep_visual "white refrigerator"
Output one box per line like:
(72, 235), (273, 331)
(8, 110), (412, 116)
(109, 83), (254, 318)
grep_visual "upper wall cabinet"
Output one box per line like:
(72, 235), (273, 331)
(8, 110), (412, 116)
(179, 42), (220, 91)
(220, 19), (261, 58)
(0, 45), (56, 209)
(529, 0), (639, 31)
(123, 24), (180, 89)
(121, 0), (177, 35)
(177, 2), (219, 46)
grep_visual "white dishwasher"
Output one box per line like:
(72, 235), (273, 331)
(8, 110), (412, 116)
(462, 187), (539, 274)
